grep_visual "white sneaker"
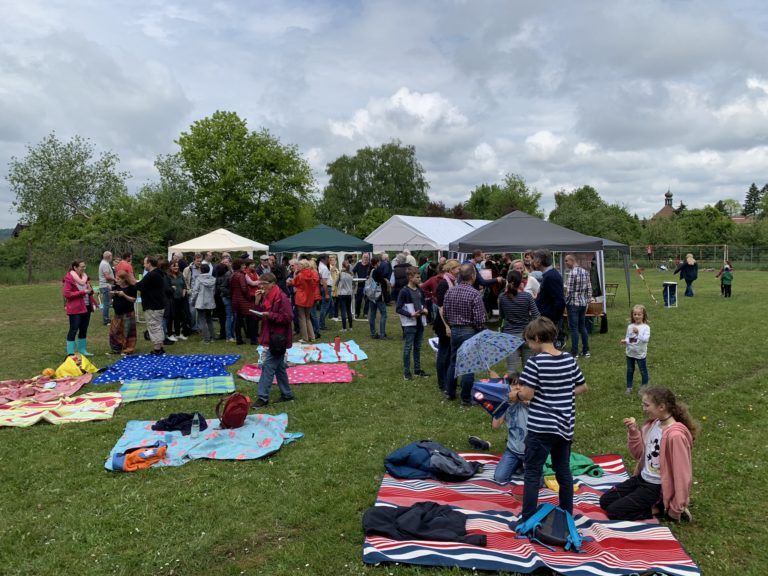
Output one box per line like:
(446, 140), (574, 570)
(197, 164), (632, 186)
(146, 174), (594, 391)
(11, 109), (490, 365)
(177, 334), (188, 341)
(167, 335), (178, 342)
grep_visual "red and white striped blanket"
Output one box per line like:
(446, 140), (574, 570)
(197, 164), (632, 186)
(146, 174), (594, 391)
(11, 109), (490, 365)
(363, 452), (700, 575)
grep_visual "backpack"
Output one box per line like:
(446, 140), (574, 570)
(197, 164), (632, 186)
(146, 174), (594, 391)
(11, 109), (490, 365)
(364, 274), (382, 302)
(215, 393), (251, 429)
(514, 503), (590, 553)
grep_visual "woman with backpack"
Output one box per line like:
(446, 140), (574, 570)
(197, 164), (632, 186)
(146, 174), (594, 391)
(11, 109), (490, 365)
(600, 386), (697, 522)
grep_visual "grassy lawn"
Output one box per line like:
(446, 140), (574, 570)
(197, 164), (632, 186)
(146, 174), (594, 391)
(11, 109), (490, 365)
(1, 268), (766, 575)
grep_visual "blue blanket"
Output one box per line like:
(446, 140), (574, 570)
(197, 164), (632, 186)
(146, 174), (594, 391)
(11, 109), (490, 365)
(93, 354), (240, 384)
(104, 413), (303, 470)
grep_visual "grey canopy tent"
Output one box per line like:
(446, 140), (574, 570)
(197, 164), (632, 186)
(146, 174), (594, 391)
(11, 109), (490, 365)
(449, 211), (631, 308)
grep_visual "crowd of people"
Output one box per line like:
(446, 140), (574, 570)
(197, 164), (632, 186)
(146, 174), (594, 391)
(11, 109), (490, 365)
(62, 246), (698, 525)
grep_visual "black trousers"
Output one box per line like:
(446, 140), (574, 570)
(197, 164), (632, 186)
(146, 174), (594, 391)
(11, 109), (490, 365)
(599, 475), (661, 521)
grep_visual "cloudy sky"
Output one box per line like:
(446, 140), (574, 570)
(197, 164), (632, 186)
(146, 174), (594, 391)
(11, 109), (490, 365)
(2, 0), (767, 228)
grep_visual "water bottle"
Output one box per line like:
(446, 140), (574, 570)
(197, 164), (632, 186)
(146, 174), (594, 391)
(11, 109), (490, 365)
(191, 412), (200, 438)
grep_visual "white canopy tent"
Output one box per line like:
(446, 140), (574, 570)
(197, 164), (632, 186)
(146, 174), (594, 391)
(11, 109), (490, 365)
(167, 228), (268, 260)
(365, 215), (492, 252)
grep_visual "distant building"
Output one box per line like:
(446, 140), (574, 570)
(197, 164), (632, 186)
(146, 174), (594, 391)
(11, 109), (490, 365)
(652, 190), (675, 219)
(730, 215), (754, 225)
(12, 223), (29, 237)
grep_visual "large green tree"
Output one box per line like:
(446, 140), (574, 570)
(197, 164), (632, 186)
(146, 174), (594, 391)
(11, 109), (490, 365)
(7, 132), (129, 226)
(464, 174), (543, 219)
(319, 141), (429, 235)
(743, 183), (763, 216)
(177, 111), (315, 243)
(548, 185), (641, 244)
(675, 206), (734, 244)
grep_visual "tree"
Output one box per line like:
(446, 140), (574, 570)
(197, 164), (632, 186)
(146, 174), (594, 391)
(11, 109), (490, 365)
(464, 174), (543, 219)
(548, 185), (641, 244)
(356, 207), (393, 239)
(319, 141), (429, 235)
(177, 111), (315, 243)
(743, 183), (762, 216)
(675, 206), (734, 244)
(423, 200), (448, 217)
(714, 199), (742, 217)
(8, 132), (129, 226)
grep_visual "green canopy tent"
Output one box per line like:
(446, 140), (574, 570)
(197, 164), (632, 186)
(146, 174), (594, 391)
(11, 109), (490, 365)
(269, 224), (372, 253)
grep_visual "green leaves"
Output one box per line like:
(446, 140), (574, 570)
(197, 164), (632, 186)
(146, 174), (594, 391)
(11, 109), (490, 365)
(550, 185), (642, 244)
(464, 174), (543, 220)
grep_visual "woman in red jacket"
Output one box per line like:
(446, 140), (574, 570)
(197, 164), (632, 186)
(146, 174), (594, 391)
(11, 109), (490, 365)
(63, 260), (96, 356)
(291, 259), (318, 343)
(229, 259), (256, 345)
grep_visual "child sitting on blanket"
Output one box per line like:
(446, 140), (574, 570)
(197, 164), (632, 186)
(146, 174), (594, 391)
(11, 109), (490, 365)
(600, 386), (697, 522)
(513, 317), (588, 526)
(491, 374), (530, 483)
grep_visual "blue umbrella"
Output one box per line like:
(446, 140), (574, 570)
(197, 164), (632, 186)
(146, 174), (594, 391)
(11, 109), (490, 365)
(454, 330), (524, 377)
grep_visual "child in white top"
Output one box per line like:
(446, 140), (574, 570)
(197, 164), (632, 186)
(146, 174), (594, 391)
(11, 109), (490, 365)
(621, 304), (650, 395)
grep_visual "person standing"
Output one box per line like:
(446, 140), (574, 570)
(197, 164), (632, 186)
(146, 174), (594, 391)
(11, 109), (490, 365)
(252, 273), (295, 407)
(368, 257), (390, 340)
(190, 263), (217, 344)
(433, 259), (459, 395)
(565, 254), (592, 358)
(674, 254), (698, 297)
(317, 254), (332, 330)
(498, 270), (540, 377)
(136, 256), (169, 355)
(230, 259), (254, 345)
(533, 249), (565, 345)
(108, 270), (138, 355)
(291, 259), (318, 343)
(114, 251), (135, 280)
(336, 260), (354, 332)
(352, 253), (371, 319)
(443, 264), (486, 405)
(396, 267), (429, 380)
(63, 260), (96, 356)
(97, 251), (115, 326)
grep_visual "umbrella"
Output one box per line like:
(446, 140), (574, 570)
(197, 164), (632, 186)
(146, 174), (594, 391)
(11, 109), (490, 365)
(454, 330), (524, 377)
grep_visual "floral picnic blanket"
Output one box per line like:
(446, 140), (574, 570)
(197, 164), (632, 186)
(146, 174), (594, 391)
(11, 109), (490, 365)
(118, 375), (235, 403)
(0, 373), (92, 404)
(257, 340), (367, 364)
(0, 392), (122, 427)
(93, 354), (240, 384)
(237, 363), (355, 385)
(364, 453), (700, 576)
(104, 413), (303, 470)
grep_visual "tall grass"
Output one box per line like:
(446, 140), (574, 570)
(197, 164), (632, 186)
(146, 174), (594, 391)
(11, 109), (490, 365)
(0, 270), (766, 575)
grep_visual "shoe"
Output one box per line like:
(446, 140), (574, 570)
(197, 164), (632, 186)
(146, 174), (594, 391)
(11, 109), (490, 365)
(167, 335), (178, 342)
(460, 400), (472, 407)
(371, 334), (380, 339)
(163, 338), (175, 346)
(582, 351), (591, 358)
(624, 387), (633, 395)
(151, 348), (166, 355)
(177, 334), (188, 341)
(253, 398), (269, 408)
(227, 338), (236, 343)
(236, 340), (245, 345)
(468, 436), (492, 451)
(414, 370), (429, 378)
(272, 395), (295, 404)
(404, 374), (413, 381)
(443, 394), (456, 401)
(341, 328), (347, 333)
(380, 335), (390, 340)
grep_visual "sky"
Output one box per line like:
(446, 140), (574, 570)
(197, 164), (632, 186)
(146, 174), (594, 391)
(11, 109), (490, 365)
(1, 0), (768, 228)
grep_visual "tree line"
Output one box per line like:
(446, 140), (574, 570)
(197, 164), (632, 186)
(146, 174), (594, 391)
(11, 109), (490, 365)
(3, 109), (768, 272)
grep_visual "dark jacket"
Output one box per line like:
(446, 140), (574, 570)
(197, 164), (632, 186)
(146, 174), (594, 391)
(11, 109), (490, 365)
(384, 440), (482, 481)
(135, 268), (167, 311)
(536, 267), (565, 324)
(393, 263), (410, 291)
(229, 270), (252, 315)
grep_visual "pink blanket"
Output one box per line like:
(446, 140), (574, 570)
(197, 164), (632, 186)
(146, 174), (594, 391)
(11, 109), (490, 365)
(0, 373), (92, 404)
(237, 363), (355, 385)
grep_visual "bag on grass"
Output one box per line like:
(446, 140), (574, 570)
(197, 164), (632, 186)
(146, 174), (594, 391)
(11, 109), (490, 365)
(514, 503), (590, 552)
(55, 354), (98, 379)
(364, 275), (382, 302)
(216, 393), (251, 429)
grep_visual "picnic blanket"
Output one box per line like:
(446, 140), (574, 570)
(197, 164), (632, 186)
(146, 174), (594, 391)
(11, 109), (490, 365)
(257, 340), (367, 364)
(104, 413), (303, 470)
(237, 363), (355, 385)
(0, 392), (122, 427)
(118, 375), (235, 403)
(0, 373), (92, 404)
(363, 453), (700, 576)
(93, 354), (240, 384)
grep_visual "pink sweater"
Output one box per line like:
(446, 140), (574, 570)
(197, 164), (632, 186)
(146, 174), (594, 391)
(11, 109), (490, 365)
(628, 420), (693, 520)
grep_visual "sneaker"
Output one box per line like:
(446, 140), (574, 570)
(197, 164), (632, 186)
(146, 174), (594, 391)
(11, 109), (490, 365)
(414, 370), (429, 378)
(404, 373), (413, 381)
(167, 335), (178, 342)
(253, 398), (269, 408)
(151, 348), (166, 356)
(227, 338), (236, 343)
(468, 436), (492, 451)
(582, 351), (591, 358)
(298, 339), (308, 344)
(624, 387), (633, 395)
(272, 395), (295, 404)
(371, 334), (380, 339)
(341, 328), (347, 333)
(380, 334), (390, 340)
(460, 400), (472, 407)
(177, 334), (188, 341)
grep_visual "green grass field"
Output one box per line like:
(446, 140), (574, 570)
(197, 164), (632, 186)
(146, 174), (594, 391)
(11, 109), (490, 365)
(1, 268), (766, 575)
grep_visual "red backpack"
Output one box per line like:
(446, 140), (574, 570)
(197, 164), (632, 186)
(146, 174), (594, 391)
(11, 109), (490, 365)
(216, 393), (251, 428)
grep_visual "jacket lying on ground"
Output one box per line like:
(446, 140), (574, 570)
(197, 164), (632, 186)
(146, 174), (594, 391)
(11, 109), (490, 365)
(363, 501), (487, 546)
(384, 440), (482, 481)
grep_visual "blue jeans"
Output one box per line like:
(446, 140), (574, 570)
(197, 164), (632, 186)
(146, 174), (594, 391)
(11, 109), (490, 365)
(436, 338), (451, 391)
(684, 280), (695, 297)
(522, 431), (573, 520)
(310, 304), (320, 334)
(368, 299), (387, 336)
(319, 287), (332, 328)
(403, 324), (424, 376)
(67, 312), (91, 341)
(494, 448), (524, 483)
(222, 296), (234, 339)
(567, 304), (589, 356)
(627, 356), (649, 389)
(99, 287), (112, 324)
(257, 350), (294, 402)
(447, 326), (478, 402)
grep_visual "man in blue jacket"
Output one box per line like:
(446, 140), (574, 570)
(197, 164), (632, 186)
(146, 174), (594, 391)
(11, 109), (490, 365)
(533, 249), (565, 345)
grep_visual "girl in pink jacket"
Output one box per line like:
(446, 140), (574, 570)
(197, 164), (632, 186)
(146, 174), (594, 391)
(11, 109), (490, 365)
(600, 386), (698, 522)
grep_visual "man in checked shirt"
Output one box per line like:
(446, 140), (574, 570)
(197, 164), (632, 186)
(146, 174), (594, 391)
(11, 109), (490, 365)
(443, 264), (487, 405)
(565, 254), (592, 359)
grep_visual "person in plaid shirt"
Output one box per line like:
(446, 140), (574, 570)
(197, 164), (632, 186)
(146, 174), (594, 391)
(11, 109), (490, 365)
(565, 254), (592, 358)
(443, 264), (487, 404)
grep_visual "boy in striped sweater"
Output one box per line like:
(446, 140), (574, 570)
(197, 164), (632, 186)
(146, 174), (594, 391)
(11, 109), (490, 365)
(511, 317), (588, 525)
